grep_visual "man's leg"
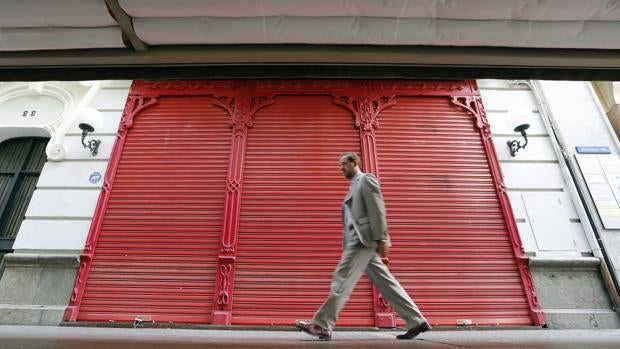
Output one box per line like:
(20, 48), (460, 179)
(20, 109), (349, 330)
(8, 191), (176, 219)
(312, 245), (376, 332)
(366, 255), (427, 329)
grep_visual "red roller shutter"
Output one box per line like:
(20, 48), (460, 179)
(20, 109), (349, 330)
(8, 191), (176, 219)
(232, 95), (375, 326)
(71, 80), (539, 327)
(78, 96), (230, 323)
(376, 96), (532, 326)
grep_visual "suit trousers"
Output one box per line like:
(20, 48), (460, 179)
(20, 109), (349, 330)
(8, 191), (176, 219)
(312, 241), (427, 331)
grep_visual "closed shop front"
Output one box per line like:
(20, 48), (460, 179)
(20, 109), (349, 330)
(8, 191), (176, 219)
(66, 80), (544, 327)
(74, 96), (230, 322)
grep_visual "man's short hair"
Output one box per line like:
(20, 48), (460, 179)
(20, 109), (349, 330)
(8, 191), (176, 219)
(340, 152), (361, 167)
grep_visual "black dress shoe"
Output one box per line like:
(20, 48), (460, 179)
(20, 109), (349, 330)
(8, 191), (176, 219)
(396, 322), (431, 340)
(295, 320), (332, 341)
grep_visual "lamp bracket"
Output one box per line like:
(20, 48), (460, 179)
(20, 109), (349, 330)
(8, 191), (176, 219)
(79, 123), (101, 157)
(507, 124), (530, 157)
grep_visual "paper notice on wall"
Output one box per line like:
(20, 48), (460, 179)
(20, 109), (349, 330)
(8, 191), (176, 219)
(588, 185), (618, 207)
(598, 207), (620, 217)
(575, 154), (620, 229)
(584, 174), (607, 184)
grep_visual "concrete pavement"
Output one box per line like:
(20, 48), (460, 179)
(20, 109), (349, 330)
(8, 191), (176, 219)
(0, 326), (619, 349)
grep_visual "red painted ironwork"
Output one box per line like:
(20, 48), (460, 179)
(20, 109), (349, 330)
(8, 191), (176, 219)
(64, 92), (159, 321)
(376, 95), (538, 326)
(73, 94), (230, 323)
(450, 93), (546, 326)
(332, 93), (397, 327)
(216, 263), (233, 306)
(231, 95), (373, 326)
(332, 94), (396, 176)
(131, 80), (475, 97)
(211, 94), (274, 324)
(69, 79), (543, 327)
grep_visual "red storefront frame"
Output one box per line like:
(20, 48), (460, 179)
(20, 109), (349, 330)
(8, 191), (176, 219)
(64, 80), (545, 327)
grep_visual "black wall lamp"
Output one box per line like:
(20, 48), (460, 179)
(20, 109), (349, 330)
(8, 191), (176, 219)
(77, 107), (103, 157)
(79, 122), (101, 156)
(507, 123), (530, 157)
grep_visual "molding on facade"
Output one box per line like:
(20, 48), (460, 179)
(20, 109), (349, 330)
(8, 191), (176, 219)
(0, 82), (76, 148)
(529, 257), (601, 269)
(0, 82), (73, 121)
(1, 253), (79, 267)
(46, 82), (103, 161)
(0, 81), (112, 161)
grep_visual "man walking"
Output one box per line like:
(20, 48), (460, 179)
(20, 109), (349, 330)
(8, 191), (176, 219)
(295, 152), (431, 341)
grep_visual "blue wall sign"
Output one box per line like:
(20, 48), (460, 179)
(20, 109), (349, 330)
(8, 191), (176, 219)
(575, 146), (612, 154)
(89, 171), (102, 184)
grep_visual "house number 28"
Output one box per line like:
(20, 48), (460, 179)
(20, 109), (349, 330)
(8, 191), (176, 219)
(22, 110), (37, 117)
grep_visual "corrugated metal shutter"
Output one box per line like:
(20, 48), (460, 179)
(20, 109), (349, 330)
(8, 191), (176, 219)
(232, 96), (375, 326)
(78, 96), (230, 323)
(376, 96), (532, 326)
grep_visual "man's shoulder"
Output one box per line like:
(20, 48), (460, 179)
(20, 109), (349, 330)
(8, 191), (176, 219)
(359, 173), (379, 186)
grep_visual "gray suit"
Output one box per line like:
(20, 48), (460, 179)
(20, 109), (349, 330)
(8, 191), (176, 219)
(342, 172), (390, 248)
(313, 172), (427, 331)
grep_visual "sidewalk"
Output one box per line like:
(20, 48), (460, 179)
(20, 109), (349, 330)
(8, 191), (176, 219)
(1, 325), (619, 349)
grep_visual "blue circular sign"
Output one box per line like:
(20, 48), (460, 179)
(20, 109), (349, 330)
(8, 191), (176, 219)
(89, 172), (102, 184)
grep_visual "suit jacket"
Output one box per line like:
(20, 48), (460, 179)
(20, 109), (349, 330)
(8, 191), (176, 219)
(342, 172), (391, 248)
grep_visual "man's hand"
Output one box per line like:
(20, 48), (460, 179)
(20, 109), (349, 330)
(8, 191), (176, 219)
(376, 240), (389, 258)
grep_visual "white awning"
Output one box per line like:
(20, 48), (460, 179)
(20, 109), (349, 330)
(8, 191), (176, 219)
(1, 0), (620, 51)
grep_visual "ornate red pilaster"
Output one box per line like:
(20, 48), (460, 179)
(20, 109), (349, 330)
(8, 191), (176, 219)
(333, 93), (397, 328)
(333, 95), (396, 176)
(450, 94), (546, 326)
(211, 93), (274, 324)
(64, 93), (159, 321)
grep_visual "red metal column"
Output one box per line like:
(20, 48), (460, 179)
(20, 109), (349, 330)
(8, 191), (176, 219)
(211, 93), (274, 325)
(64, 94), (159, 321)
(332, 94), (397, 328)
(450, 82), (546, 326)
